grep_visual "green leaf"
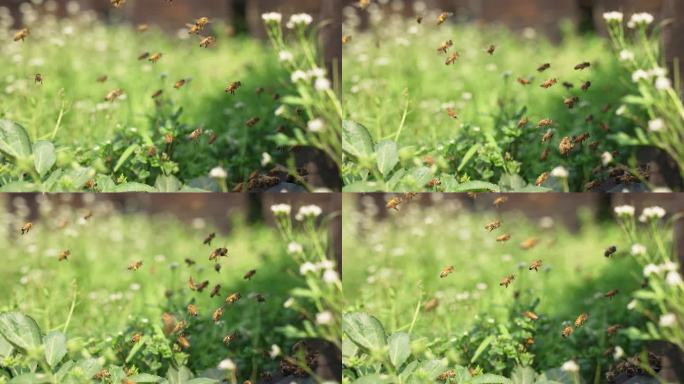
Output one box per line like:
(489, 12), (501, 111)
(387, 332), (410, 369)
(114, 143), (138, 173)
(127, 373), (166, 383)
(43, 331), (67, 369)
(8, 373), (50, 383)
(452, 181), (501, 192)
(352, 375), (394, 384)
(471, 374), (513, 384)
(375, 140), (399, 178)
(510, 366), (537, 384)
(0, 334), (13, 357)
(74, 358), (101, 379)
(342, 182), (381, 192)
(458, 144), (480, 172)
(471, 335), (494, 363)
(0, 181), (37, 192)
(343, 120), (374, 158)
(343, 312), (386, 351)
(166, 366), (193, 384)
(342, 336), (359, 358)
(406, 167), (432, 188)
(407, 359), (446, 383)
(54, 361), (75, 382)
(0, 120), (32, 159)
(111, 182), (157, 192)
(186, 379), (220, 384)
(32, 141), (56, 177)
(154, 175), (182, 192)
(0, 312), (42, 350)
(65, 167), (94, 190)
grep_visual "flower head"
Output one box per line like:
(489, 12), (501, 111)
(628, 12), (654, 28)
(603, 11), (624, 23)
(286, 13), (313, 29)
(632, 69), (650, 82)
(639, 206), (666, 222)
(655, 77), (672, 91)
(643, 263), (661, 276)
(619, 50), (634, 62)
(601, 151), (613, 166)
(648, 118), (665, 132)
(296, 204), (322, 221)
(291, 70), (309, 83)
(659, 313), (677, 327)
(316, 310), (334, 325)
(631, 243), (647, 256)
(323, 269), (340, 284)
(666, 271), (682, 286)
(307, 118), (326, 132)
(614, 205), (635, 217)
(299, 261), (317, 275)
(270, 203), (291, 215)
(278, 51), (293, 62)
(209, 167), (227, 179)
(315, 77), (331, 92)
(551, 166), (568, 178)
(218, 358), (236, 370)
(561, 360), (580, 372)
(261, 12), (282, 24)
(287, 241), (303, 254)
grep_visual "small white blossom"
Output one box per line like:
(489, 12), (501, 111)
(661, 261), (678, 272)
(261, 12), (282, 23)
(628, 12), (654, 28)
(603, 11), (624, 22)
(270, 203), (291, 215)
(209, 167), (227, 179)
(323, 269), (340, 283)
(309, 67), (326, 78)
(269, 344), (281, 358)
(666, 271), (682, 286)
(218, 358), (236, 370)
(561, 360), (580, 373)
(613, 346), (625, 360)
(274, 105), (286, 117)
(278, 50), (294, 62)
(648, 118), (665, 132)
(627, 299), (638, 310)
(261, 152), (272, 167)
(287, 13), (313, 29)
(619, 50), (635, 61)
(659, 313), (677, 327)
(316, 310), (334, 325)
(643, 263), (661, 276)
(299, 262), (317, 275)
(614, 205), (635, 217)
(315, 77), (331, 91)
(616, 105), (627, 116)
(631, 243), (647, 256)
(296, 204), (323, 220)
(307, 118), (326, 132)
(601, 152), (613, 166)
(287, 242), (303, 254)
(655, 77), (672, 91)
(291, 70), (309, 83)
(632, 69), (650, 82)
(650, 67), (667, 78)
(639, 206), (666, 222)
(551, 166), (569, 178)
(283, 297), (294, 308)
(318, 260), (335, 270)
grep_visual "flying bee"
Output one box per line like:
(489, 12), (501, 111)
(599, 122), (610, 132)
(203, 232), (215, 245)
(58, 250), (70, 262)
(562, 81), (574, 89)
(484, 220), (502, 232)
(187, 303), (198, 317)
(209, 247), (228, 261)
(541, 129), (554, 143)
(440, 265), (454, 278)
(255, 293), (266, 303)
(573, 132), (590, 144)
(164, 133), (174, 144)
(214, 263), (221, 272)
(540, 78), (557, 88)
(602, 104), (612, 113)
(605, 289), (619, 299)
(225, 81), (242, 94)
(520, 238), (540, 250)
(188, 127), (203, 141)
(244, 269), (256, 280)
(486, 44), (496, 55)
(212, 307), (224, 323)
(246, 117), (260, 127)
(437, 39), (453, 54)
(20, 222), (33, 235)
(522, 311), (538, 320)
(416, 16), (423, 24)
(210, 285), (221, 298)
(581, 81), (591, 91)
(94, 370), (111, 380)
(529, 259), (542, 271)
(184, 258), (195, 266)
(540, 147), (549, 161)
(111, 0), (126, 7)
(563, 96), (579, 108)
(517, 77), (531, 86)
(137, 52), (150, 60)
(423, 297), (439, 312)
(535, 172), (549, 186)
(445, 52), (459, 65)
(538, 119), (553, 127)
(574, 62), (591, 70)
(148, 53), (162, 63)
(559, 136), (574, 155)
(342, 35), (352, 45)
(437, 11), (452, 25)
(561, 325), (573, 338)
(500, 274), (515, 288)
(174, 79), (187, 89)
(196, 280), (209, 292)
(208, 132), (218, 144)
(604, 245), (617, 257)
(96, 75), (108, 83)
(537, 63), (550, 72)
(137, 24), (149, 32)
(525, 337), (535, 346)
(105, 88), (124, 102)
(446, 107), (458, 119)
(437, 371), (456, 381)
(14, 28), (30, 41)
(493, 196), (508, 206)
(177, 335), (190, 349)
(607, 324), (621, 336)
(151, 89), (163, 99)
(131, 333), (142, 344)
(223, 333), (236, 344)
(34, 73), (43, 85)
(225, 292), (241, 304)
(386, 197), (401, 211)
(173, 320), (187, 334)
(358, 0), (370, 9)
(589, 141), (600, 150)
(517, 116), (529, 128)
(575, 313), (588, 328)
(497, 233), (511, 242)
(128, 261), (143, 271)
(199, 35), (216, 48)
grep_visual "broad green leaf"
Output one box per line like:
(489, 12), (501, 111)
(32, 141), (56, 177)
(386, 168), (407, 190)
(187, 379), (220, 384)
(471, 335), (494, 363)
(407, 359), (446, 383)
(8, 373), (50, 383)
(342, 336), (359, 358)
(107, 366), (127, 383)
(111, 183), (157, 192)
(0, 181), (38, 192)
(498, 174), (525, 190)
(128, 373), (165, 383)
(343, 312), (386, 351)
(0, 120), (32, 159)
(0, 334), (13, 357)
(154, 175), (182, 192)
(375, 140), (399, 178)
(352, 375), (394, 384)
(166, 366), (193, 384)
(65, 167), (94, 190)
(405, 167), (432, 188)
(0, 312), (42, 350)
(458, 144), (480, 172)
(452, 180), (501, 192)
(471, 374), (513, 384)
(114, 143), (138, 172)
(74, 358), (101, 379)
(54, 361), (75, 382)
(387, 332), (410, 369)
(539, 368), (579, 384)
(342, 182), (380, 192)
(343, 120), (374, 158)
(43, 331), (67, 369)
(510, 366), (537, 384)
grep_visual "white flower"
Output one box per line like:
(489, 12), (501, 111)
(551, 166), (569, 178)
(318, 260), (335, 270)
(639, 206), (666, 222)
(270, 203), (291, 215)
(619, 50), (635, 61)
(269, 344), (281, 358)
(316, 310), (334, 325)
(603, 11), (624, 22)
(616, 105), (627, 116)
(643, 263), (661, 276)
(628, 12), (654, 28)
(632, 69), (650, 82)
(278, 50), (294, 62)
(627, 299), (638, 310)
(655, 77), (671, 91)
(218, 358), (236, 370)
(296, 204), (322, 221)
(613, 346), (625, 360)
(309, 67), (326, 78)
(648, 118), (665, 132)
(287, 13), (313, 29)
(299, 262), (317, 275)
(287, 242), (303, 254)
(315, 77), (331, 92)
(659, 313), (677, 327)
(307, 118), (326, 132)
(650, 67), (667, 77)
(614, 205), (635, 217)
(291, 70), (309, 83)
(476, 283), (488, 290)
(209, 166), (227, 179)
(666, 271), (682, 286)
(601, 152), (613, 166)
(561, 360), (580, 373)
(631, 243), (647, 256)
(261, 12), (282, 23)
(283, 297), (294, 308)
(323, 269), (339, 283)
(274, 105), (286, 117)
(661, 261), (678, 272)
(261, 152), (272, 167)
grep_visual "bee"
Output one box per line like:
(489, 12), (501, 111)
(209, 285), (221, 298)
(20, 222), (33, 235)
(599, 122), (610, 132)
(538, 119), (553, 127)
(535, 172), (549, 186)
(561, 325), (573, 338)
(386, 197), (401, 211)
(541, 129), (554, 143)
(445, 107), (459, 119)
(189, 127), (203, 141)
(423, 297), (439, 312)
(540, 147), (550, 161)
(105, 89), (124, 102)
(484, 220), (502, 232)
(255, 293), (266, 303)
(34, 73), (43, 85)
(199, 36), (216, 48)
(588, 141), (600, 150)
(128, 261), (143, 271)
(440, 265), (454, 278)
(559, 136), (574, 155)
(214, 263), (222, 273)
(581, 81), (591, 91)
(358, 0), (370, 9)
(342, 35), (352, 45)
(96, 75), (108, 83)
(537, 63), (551, 72)
(486, 44), (496, 55)
(196, 280), (209, 292)
(585, 180), (599, 191)
(184, 258), (195, 266)
(605, 289), (619, 299)
(151, 89), (163, 99)
(203, 232), (215, 245)
(187, 303), (198, 317)
(573, 132), (590, 144)
(602, 104), (612, 113)
(529, 259), (542, 271)
(58, 250), (70, 262)
(540, 78), (557, 88)
(607, 324), (621, 336)
(585, 114), (594, 123)
(225, 292), (241, 304)
(212, 307), (224, 323)
(496, 233), (511, 242)
(137, 24), (149, 32)
(437, 40), (453, 54)
(209, 247), (228, 261)
(111, 0), (126, 7)
(416, 16), (423, 24)
(244, 269), (256, 280)
(493, 196), (508, 206)
(437, 11), (452, 25)
(575, 313), (588, 328)
(225, 81), (242, 94)
(604, 245), (617, 257)
(563, 96), (579, 108)
(208, 132), (218, 145)
(520, 238), (540, 250)
(131, 333), (142, 344)
(562, 81), (574, 89)
(522, 311), (539, 320)
(500, 274), (515, 288)
(164, 133), (174, 144)
(174, 79), (187, 89)
(223, 333), (236, 344)
(138, 52), (150, 60)
(246, 117), (260, 127)
(14, 28), (30, 42)
(517, 77), (531, 86)
(177, 335), (190, 349)
(525, 337), (535, 346)
(517, 116), (529, 128)
(445, 52), (459, 65)
(437, 371), (456, 381)
(148, 53), (163, 63)
(574, 62), (591, 70)
(94, 370), (111, 380)
(173, 320), (187, 334)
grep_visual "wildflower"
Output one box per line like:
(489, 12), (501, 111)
(261, 152), (272, 167)
(659, 313), (677, 327)
(627, 299), (638, 310)
(601, 152), (613, 166)
(287, 242), (303, 254)
(323, 269), (340, 283)
(283, 297), (294, 308)
(261, 12), (282, 24)
(628, 12), (654, 28)
(269, 344), (281, 358)
(639, 206), (666, 222)
(631, 243), (647, 256)
(616, 105), (627, 116)
(209, 167), (227, 179)
(296, 204), (322, 220)
(643, 264), (660, 276)
(614, 205), (635, 217)
(666, 271), (682, 286)
(307, 118), (326, 132)
(603, 11), (624, 23)
(551, 166), (568, 178)
(287, 13), (313, 29)
(318, 260), (335, 270)
(278, 50), (294, 62)
(650, 67), (667, 78)
(661, 261), (678, 272)
(291, 70), (309, 83)
(316, 310), (334, 325)
(270, 203), (291, 215)
(648, 118), (665, 132)
(561, 360), (580, 373)
(632, 69), (650, 82)
(217, 358), (236, 370)
(613, 346), (625, 360)
(619, 50), (634, 61)
(315, 77), (331, 91)
(299, 262), (317, 275)
(655, 77), (672, 91)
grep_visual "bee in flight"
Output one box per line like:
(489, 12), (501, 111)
(34, 73), (43, 85)
(246, 117), (260, 127)
(203, 232), (215, 245)
(541, 129), (554, 143)
(105, 89), (124, 102)
(517, 77), (531, 86)
(244, 269), (256, 280)
(58, 250), (70, 262)
(189, 127), (203, 141)
(520, 238), (539, 250)
(225, 81), (242, 94)
(14, 28), (30, 41)
(445, 52), (459, 65)
(607, 324), (621, 336)
(493, 196), (508, 206)
(605, 289), (619, 299)
(500, 274), (515, 288)
(540, 78), (557, 89)
(212, 307), (224, 323)
(575, 312), (588, 328)
(174, 79), (187, 89)
(96, 75), (108, 83)
(209, 247), (228, 261)
(187, 303), (198, 317)
(439, 265), (454, 278)
(437, 40), (453, 54)
(563, 96), (579, 109)
(529, 259), (542, 271)
(561, 325), (573, 338)
(538, 119), (553, 128)
(484, 220), (501, 232)
(210, 285), (221, 298)
(21, 222), (33, 235)
(537, 63), (550, 72)
(574, 62), (591, 70)
(128, 261), (143, 271)
(149, 53), (163, 63)
(496, 234), (511, 242)
(522, 311), (538, 320)
(604, 245), (617, 257)
(111, 0), (126, 7)
(223, 333), (236, 344)
(386, 197), (402, 211)
(535, 172), (549, 186)
(342, 35), (352, 45)
(581, 81), (592, 91)
(225, 292), (241, 304)
(131, 333), (142, 344)
(517, 117), (529, 128)
(199, 36), (216, 48)
(437, 11), (453, 25)
(486, 44), (496, 55)
(446, 107), (458, 119)
(176, 335), (190, 349)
